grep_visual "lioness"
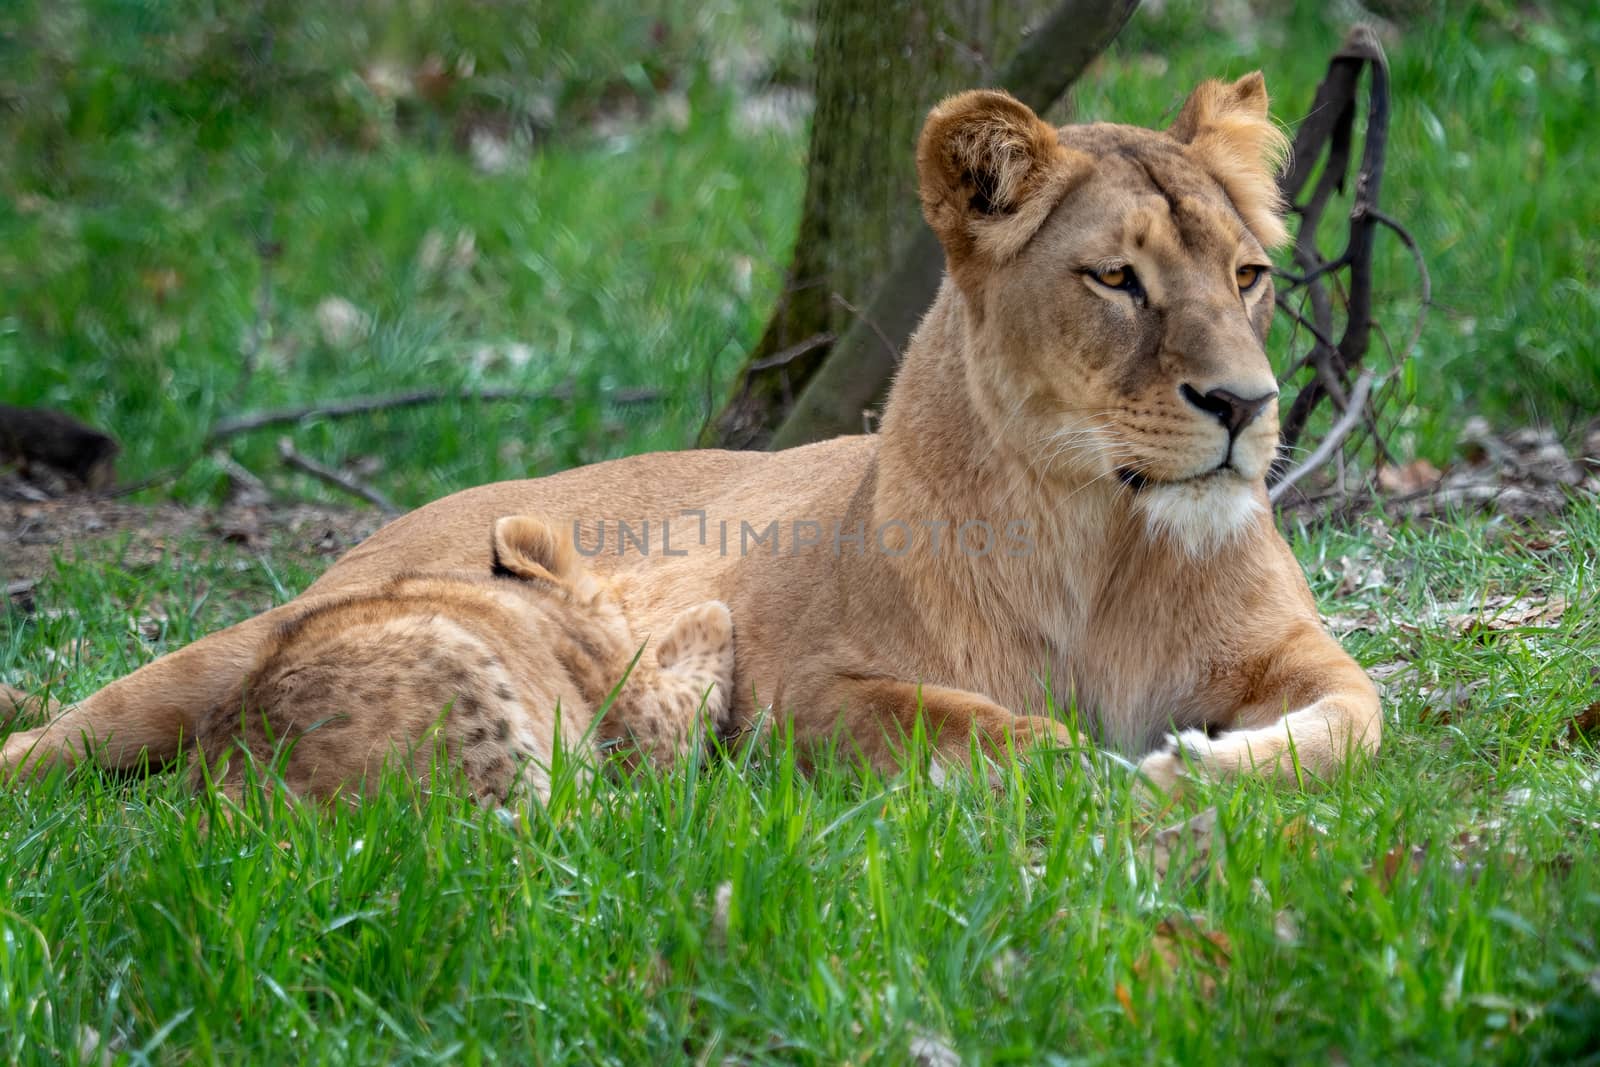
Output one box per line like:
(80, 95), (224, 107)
(2, 74), (1378, 791)
(188, 515), (735, 804)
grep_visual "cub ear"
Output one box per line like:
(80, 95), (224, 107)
(491, 515), (577, 584)
(1168, 72), (1291, 248)
(916, 90), (1081, 269)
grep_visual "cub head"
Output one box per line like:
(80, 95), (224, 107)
(491, 514), (607, 602)
(489, 513), (627, 645)
(491, 515), (579, 585)
(916, 75), (1290, 555)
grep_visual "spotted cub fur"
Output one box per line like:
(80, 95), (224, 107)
(190, 515), (735, 805)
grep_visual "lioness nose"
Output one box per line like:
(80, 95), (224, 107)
(1180, 384), (1276, 438)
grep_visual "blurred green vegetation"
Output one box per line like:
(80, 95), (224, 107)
(0, 0), (811, 505)
(0, 0), (1594, 509)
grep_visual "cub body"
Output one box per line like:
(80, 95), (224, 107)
(190, 516), (734, 805)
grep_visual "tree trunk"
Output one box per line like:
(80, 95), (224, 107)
(706, 0), (1070, 449)
(768, 0), (1140, 449)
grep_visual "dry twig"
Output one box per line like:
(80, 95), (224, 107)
(1270, 370), (1377, 504)
(746, 332), (836, 374)
(277, 437), (397, 515)
(207, 384), (660, 444)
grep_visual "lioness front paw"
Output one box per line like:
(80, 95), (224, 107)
(1135, 729), (1214, 793)
(1009, 714), (1076, 751)
(656, 600), (735, 671)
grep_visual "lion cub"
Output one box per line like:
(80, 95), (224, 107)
(191, 516), (735, 806)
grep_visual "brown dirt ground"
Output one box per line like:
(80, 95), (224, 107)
(1, 496), (382, 587)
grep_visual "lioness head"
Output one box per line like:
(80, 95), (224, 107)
(916, 74), (1290, 556)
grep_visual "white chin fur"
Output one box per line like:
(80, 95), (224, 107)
(1136, 477), (1262, 557)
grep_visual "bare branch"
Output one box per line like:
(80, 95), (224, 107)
(1273, 24), (1429, 506)
(1269, 371), (1377, 504)
(1367, 206), (1433, 362)
(1274, 254), (1350, 291)
(747, 332), (837, 373)
(207, 385), (660, 444)
(277, 437), (398, 515)
(1001, 0), (1143, 112)
(211, 450), (270, 507)
(830, 293), (899, 365)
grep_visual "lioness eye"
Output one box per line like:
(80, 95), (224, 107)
(1236, 265), (1268, 291)
(1089, 265), (1138, 292)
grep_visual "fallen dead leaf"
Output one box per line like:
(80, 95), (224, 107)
(360, 60), (412, 101)
(1366, 660), (1414, 698)
(1375, 843), (1429, 891)
(1377, 458), (1444, 495)
(1366, 660), (1411, 682)
(5, 578), (37, 613)
(75, 1025), (113, 1067)
(1277, 814), (1330, 854)
(1498, 527), (1567, 554)
(1440, 594), (1565, 637)
(1114, 981), (1137, 1024)
(1568, 700), (1600, 742)
(139, 268), (182, 306)
(985, 949), (1023, 999)
(210, 513), (262, 546)
(1134, 914), (1233, 998)
(1146, 807), (1219, 883)
(1333, 553), (1387, 597)
(411, 54), (456, 104)
(708, 881), (732, 949)
(133, 606), (175, 641)
(1416, 679), (1487, 726)
(1371, 833), (1497, 889)
(315, 296), (373, 348)
(908, 1030), (961, 1067)
(1273, 908), (1301, 946)
(1322, 610), (1385, 637)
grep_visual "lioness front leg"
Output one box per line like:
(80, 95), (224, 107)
(796, 674), (1072, 775)
(1, 602), (306, 778)
(600, 601), (736, 769)
(1138, 626), (1380, 790)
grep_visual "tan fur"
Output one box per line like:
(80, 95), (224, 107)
(2, 75), (1378, 794)
(1167, 72), (1292, 249)
(188, 516), (735, 806)
(1, 684), (51, 728)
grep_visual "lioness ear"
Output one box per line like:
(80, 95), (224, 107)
(491, 515), (577, 584)
(1168, 72), (1290, 248)
(917, 90), (1081, 269)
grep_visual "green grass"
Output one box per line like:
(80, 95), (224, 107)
(2, 511), (1599, 1063)
(3, 1), (1600, 1063)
